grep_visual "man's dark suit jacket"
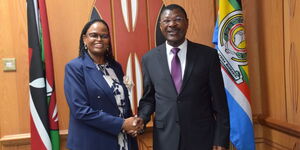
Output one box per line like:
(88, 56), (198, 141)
(138, 40), (230, 150)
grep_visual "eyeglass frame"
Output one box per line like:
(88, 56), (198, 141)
(86, 32), (110, 40)
(160, 16), (186, 25)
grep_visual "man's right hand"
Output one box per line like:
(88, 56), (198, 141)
(122, 116), (144, 137)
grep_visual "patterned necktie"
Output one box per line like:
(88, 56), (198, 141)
(171, 47), (182, 93)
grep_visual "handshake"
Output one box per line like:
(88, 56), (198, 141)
(122, 116), (144, 137)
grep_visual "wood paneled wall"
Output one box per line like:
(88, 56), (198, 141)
(0, 0), (31, 149)
(254, 0), (300, 149)
(0, 0), (299, 150)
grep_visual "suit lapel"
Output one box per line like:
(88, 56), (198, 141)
(181, 41), (196, 93)
(157, 44), (178, 94)
(83, 53), (118, 107)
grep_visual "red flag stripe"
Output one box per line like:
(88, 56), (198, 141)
(30, 116), (47, 150)
(38, 0), (60, 131)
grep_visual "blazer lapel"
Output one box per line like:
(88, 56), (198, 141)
(181, 41), (196, 93)
(157, 44), (178, 94)
(83, 54), (118, 107)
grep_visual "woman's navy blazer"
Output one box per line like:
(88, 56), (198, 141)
(64, 53), (138, 150)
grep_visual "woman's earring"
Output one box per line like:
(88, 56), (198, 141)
(84, 44), (87, 50)
(106, 48), (109, 56)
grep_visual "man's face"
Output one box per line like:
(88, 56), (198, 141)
(160, 8), (188, 47)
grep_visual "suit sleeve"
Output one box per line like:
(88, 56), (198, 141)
(64, 62), (124, 136)
(138, 56), (155, 124)
(209, 51), (230, 148)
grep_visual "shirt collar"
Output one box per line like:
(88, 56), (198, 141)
(166, 39), (188, 54)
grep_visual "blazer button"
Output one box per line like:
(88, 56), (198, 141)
(97, 96), (101, 99)
(177, 101), (181, 104)
(176, 121), (180, 127)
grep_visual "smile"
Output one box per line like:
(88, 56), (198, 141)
(167, 30), (179, 35)
(94, 43), (104, 48)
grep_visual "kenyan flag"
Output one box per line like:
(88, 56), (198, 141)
(27, 0), (60, 149)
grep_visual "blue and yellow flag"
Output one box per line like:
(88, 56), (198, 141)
(213, 0), (255, 150)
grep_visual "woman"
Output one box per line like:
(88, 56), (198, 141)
(64, 19), (139, 150)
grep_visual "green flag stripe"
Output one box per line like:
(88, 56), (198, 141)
(47, 96), (50, 105)
(39, 25), (45, 65)
(228, 0), (241, 10)
(50, 130), (60, 150)
(240, 67), (249, 85)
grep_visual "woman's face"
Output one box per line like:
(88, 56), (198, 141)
(83, 22), (110, 57)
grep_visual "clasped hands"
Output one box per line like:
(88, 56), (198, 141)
(122, 116), (144, 137)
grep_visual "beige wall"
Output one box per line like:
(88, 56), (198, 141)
(0, 0), (299, 149)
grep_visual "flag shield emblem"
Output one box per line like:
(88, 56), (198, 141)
(218, 10), (247, 84)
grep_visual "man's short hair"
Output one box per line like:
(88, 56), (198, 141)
(160, 4), (188, 20)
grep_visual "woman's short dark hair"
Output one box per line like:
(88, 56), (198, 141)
(78, 19), (115, 63)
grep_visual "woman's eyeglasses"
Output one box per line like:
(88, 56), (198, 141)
(87, 33), (110, 39)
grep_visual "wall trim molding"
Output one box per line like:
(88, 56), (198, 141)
(1, 118), (299, 149)
(257, 115), (300, 138)
(255, 137), (290, 150)
(0, 130), (68, 146)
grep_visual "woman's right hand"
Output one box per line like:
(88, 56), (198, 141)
(122, 117), (144, 137)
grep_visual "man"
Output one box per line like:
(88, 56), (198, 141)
(137, 4), (230, 150)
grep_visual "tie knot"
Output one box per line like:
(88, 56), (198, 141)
(171, 47), (180, 55)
